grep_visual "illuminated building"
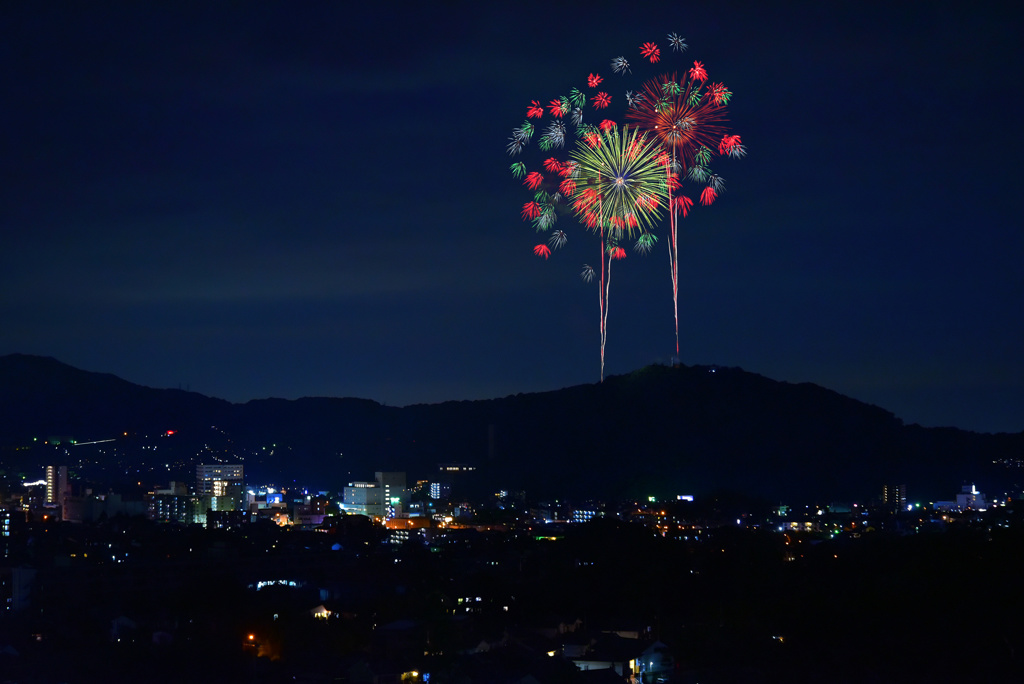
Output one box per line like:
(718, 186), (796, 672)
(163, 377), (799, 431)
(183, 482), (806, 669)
(377, 471), (407, 515)
(882, 483), (907, 512)
(1, 509), (13, 561)
(384, 516), (431, 544)
(571, 509), (597, 524)
(343, 472), (407, 519)
(957, 484), (987, 510)
(194, 465), (244, 523)
(438, 464), (476, 473)
(45, 465), (68, 520)
(934, 484), (988, 512)
(196, 464), (244, 496)
(343, 481), (382, 518)
(146, 481), (193, 523)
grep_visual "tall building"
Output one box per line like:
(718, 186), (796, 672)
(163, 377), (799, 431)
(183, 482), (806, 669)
(196, 464), (244, 496)
(882, 483), (907, 511)
(376, 471), (407, 516)
(45, 465), (68, 520)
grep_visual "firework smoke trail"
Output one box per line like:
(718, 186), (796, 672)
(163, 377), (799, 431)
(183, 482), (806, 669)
(626, 67), (731, 358)
(568, 127), (669, 380)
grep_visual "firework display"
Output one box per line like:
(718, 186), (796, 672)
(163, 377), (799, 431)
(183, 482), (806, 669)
(508, 32), (744, 378)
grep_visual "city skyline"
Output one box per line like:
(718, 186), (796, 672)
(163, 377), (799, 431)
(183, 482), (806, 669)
(2, 1), (1022, 433)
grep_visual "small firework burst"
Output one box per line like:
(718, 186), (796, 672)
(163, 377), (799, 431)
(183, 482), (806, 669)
(689, 61), (708, 82)
(533, 244), (552, 259)
(506, 135), (527, 155)
(542, 157), (563, 173)
(640, 42), (661, 63)
(625, 90), (643, 108)
(580, 264), (595, 282)
(535, 207), (557, 230)
(706, 173), (725, 192)
(526, 100), (544, 119)
(667, 32), (687, 52)
(672, 194), (693, 216)
(587, 73), (603, 88)
(592, 92), (612, 109)
(548, 230), (568, 249)
(635, 232), (658, 254)
(611, 56), (631, 74)
(509, 161), (526, 178)
(699, 186), (717, 205)
(694, 146), (712, 166)
(543, 120), (566, 148)
(521, 201), (542, 220)
(719, 134), (744, 157)
(709, 82), (732, 106)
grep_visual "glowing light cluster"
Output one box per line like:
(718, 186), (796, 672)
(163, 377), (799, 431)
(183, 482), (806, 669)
(507, 31), (744, 377)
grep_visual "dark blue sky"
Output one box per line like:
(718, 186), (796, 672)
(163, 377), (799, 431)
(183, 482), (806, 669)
(2, 1), (1022, 433)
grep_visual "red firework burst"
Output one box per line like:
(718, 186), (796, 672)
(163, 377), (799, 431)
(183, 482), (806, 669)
(700, 186), (717, 205)
(719, 134), (742, 155)
(689, 60), (708, 82)
(599, 119), (616, 132)
(709, 83), (731, 105)
(624, 73), (729, 172)
(533, 244), (552, 259)
(548, 99), (564, 117)
(640, 42), (661, 63)
(524, 171), (544, 190)
(672, 195), (693, 216)
(526, 100), (544, 119)
(542, 157), (564, 173)
(592, 92), (612, 109)
(587, 73), (603, 88)
(521, 201), (542, 220)
(610, 246), (628, 260)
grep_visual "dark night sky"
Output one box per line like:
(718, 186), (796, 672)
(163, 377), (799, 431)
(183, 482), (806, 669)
(2, 1), (1022, 433)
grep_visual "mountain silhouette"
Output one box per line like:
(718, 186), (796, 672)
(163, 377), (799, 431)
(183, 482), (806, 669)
(1, 354), (1021, 502)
